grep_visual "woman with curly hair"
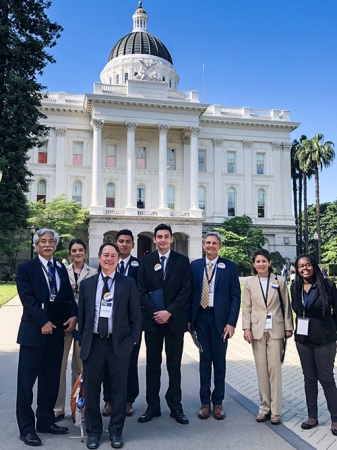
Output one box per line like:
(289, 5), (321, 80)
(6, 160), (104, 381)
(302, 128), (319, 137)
(291, 254), (337, 435)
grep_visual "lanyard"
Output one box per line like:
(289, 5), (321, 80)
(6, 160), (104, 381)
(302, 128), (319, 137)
(73, 267), (83, 293)
(101, 272), (115, 298)
(204, 259), (217, 285)
(259, 275), (270, 305)
(40, 261), (58, 295)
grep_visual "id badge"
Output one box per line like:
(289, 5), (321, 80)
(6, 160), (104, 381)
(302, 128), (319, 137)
(50, 294), (56, 302)
(297, 317), (309, 336)
(265, 313), (272, 330)
(100, 293), (113, 318)
(208, 293), (214, 307)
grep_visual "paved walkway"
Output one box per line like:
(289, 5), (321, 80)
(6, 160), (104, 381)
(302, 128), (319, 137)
(0, 295), (336, 449)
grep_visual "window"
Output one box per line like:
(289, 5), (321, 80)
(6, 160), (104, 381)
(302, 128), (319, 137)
(73, 142), (83, 166)
(167, 149), (175, 170)
(257, 153), (265, 175)
(228, 188), (236, 216)
(72, 181), (82, 204)
(37, 179), (46, 202)
(257, 189), (265, 217)
(106, 145), (116, 167)
(124, 73), (128, 83)
(198, 150), (206, 172)
(163, 76), (165, 82)
(116, 74), (120, 84)
(106, 183), (115, 208)
(137, 185), (145, 209)
(227, 152), (236, 174)
(199, 186), (206, 215)
(38, 141), (48, 163)
(136, 147), (146, 169)
(167, 186), (175, 210)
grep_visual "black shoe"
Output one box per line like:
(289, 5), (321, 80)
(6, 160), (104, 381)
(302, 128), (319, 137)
(111, 436), (124, 448)
(19, 433), (42, 447)
(87, 436), (100, 449)
(301, 420), (318, 430)
(36, 423), (68, 434)
(54, 413), (65, 423)
(138, 409), (161, 423)
(170, 410), (189, 425)
(332, 428), (337, 436)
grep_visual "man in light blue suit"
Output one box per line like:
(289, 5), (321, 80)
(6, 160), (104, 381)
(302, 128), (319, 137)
(187, 232), (240, 420)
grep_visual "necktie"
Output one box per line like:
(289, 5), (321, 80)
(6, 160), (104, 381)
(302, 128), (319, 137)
(120, 260), (125, 275)
(47, 260), (56, 295)
(200, 262), (213, 309)
(160, 256), (166, 279)
(97, 276), (110, 337)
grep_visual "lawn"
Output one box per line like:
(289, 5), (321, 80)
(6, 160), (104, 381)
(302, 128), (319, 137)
(0, 283), (18, 307)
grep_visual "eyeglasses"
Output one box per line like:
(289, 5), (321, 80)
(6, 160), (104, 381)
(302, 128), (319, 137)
(298, 263), (313, 269)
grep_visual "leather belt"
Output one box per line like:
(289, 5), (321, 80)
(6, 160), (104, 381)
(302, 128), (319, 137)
(94, 333), (111, 339)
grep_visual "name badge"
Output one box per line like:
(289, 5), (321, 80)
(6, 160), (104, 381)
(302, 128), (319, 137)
(131, 261), (139, 267)
(271, 282), (279, 289)
(100, 293), (113, 318)
(297, 317), (309, 336)
(265, 313), (272, 330)
(217, 262), (226, 269)
(208, 293), (214, 306)
(154, 264), (162, 272)
(50, 294), (57, 302)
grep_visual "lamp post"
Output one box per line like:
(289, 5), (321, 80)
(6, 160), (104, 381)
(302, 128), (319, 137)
(313, 232), (318, 262)
(29, 227), (36, 259)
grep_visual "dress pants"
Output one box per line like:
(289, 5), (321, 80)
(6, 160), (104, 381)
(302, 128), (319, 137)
(144, 324), (184, 413)
(83, 335), (131, 438)
(195, 307), (228, 406)
(252, 332), (283, 415)
(296, 341), (337, 421)
(54, 331), (82, 417)
(16, 331), (64, 435)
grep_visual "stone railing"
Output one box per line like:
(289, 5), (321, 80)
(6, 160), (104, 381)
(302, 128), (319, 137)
(167, 90), (199, 102)
(205, 105), (290, 121)
(104, 208), (192, 217)
(105, 208), (125, 215)
(94, 83), (127, 95)
(42, 92), (85, 105)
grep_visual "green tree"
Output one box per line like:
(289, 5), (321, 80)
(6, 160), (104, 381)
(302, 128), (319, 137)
(0, 1), (62, 239)
(322, 238), (337, 264)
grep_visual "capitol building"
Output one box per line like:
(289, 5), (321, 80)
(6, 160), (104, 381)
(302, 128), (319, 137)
(28, 2), (299, 266)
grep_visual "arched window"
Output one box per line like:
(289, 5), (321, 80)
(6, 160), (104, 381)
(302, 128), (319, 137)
(167, 186), (175, 210)
(37, 179), (46, 202)
(162, 76), (166, 82)
(106, 183), (115, 208)
(228, 188), (236, 216)
(257, 189), (265, 217)
(137, 185), (145, 209)
(124, 73), (129, 83)
(116, 74), (120, 85)
(199, 186), (206, 215)
(72, 181), (82, 204)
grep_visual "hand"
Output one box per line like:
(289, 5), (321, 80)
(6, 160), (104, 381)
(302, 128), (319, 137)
(153, 310), (171, 324)
(285, 330), (293, 339)
(223, 324), (235, 340)
(41, 321), (56, 334)
(63, 317), (77, 332)
(243, 329), (253, 344)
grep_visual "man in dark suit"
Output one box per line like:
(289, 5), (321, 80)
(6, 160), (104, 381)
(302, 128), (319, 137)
(137, 223), (191, 425)
(78, 243), (141, 450)
(16, 228), (77, 446)
(102, 229), (141, 417)
(187, 232), (240, 420)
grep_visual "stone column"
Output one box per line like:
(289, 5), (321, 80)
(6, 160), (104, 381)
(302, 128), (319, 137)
(213, 138), (223, 221)
(282, 143), (293, 216)
(55, 127), (66, 197)
(272, 142), (283, 217)
(158, 124), (170, 216)
(182, 133), (191, 211)
(189, 127), (202, 218)
(243, 141), (253, 216)
(125, 122), (137, 216)
(90, 119), (104, 215)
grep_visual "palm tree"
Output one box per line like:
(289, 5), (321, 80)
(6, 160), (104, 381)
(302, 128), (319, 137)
(306, 134), (335, 262)
(291, 140), (301, 255)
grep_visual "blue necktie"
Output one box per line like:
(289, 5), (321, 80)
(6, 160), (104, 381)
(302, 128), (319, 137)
(160, 256), (166, 279)
(47, 260), (56, 295)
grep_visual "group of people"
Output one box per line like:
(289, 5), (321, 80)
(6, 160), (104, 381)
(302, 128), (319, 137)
(14, 225), (337, 449)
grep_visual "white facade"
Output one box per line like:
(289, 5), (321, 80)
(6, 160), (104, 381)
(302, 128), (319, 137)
(28, 4), (299, 266)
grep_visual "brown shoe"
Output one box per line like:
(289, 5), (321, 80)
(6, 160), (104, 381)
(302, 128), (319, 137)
(102, 402), (112, 416)
(213, 405), (225, 420)
(126, 402), (134, 416)
(271, 413), (281, 425)
(256, 412), (270, 422)
(198, 405), (210, 419)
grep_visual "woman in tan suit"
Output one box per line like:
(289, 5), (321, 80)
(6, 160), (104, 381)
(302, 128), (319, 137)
(54, 238), (97, 420)
(242, 249), (293, 424)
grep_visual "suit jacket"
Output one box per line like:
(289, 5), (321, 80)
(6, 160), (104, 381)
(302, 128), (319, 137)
(242, 274), (293, 340)
(67, 262), (98, 301)
(16, 256), (77, 347)
(117, 256), (140, 285)
(291, 279), (337, 345)
(187, 257), (241, 335)
(138, 250), (191, 333)
(78, 272), (142, 360)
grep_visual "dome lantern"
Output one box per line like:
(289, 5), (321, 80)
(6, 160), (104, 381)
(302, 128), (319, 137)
(132, 1), (148, 33)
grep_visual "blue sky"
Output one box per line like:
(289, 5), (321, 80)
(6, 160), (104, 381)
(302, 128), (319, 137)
(39, 0), (337, 205)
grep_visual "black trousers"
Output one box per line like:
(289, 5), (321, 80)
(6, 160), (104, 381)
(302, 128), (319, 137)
(296, 341), (337, 421)
(144, 324), (184, 413)
(83, 335), (130, 438)
(16, 332), (64, 435)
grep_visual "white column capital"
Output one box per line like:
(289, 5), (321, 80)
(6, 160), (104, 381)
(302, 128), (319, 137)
(158, 124), (170, 134)
(55, 127), (66, 136)
(212, 138), (223, 147)
(125, 122), (138, 132)
(243, 140), (253, 148)
(91, 119), (104, 130)
(189, 127), (200, 136)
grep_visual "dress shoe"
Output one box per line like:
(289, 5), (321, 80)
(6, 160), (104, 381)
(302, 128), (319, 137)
(256, 412), (270, 423)
(170, 410), (189, 425)
(36, 423), (68, 434)
(54, 413), (65, 423)
(126, 402), (134, 416)
(270, 414), (281, 425)
(213, 405), (225, 420)
(198, 405), (210, 419)
(19, 433), (42, 447)
(332, 428), (337, 436)
(301, 420), (318, 430)
(138, 409), (161, 423)
(111, 436), (124, 448)
(102, 402), (112, 416)
(87, 436), (100, 449)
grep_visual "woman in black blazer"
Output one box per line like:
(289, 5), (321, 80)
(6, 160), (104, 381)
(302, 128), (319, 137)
(291, 254), (337, 436)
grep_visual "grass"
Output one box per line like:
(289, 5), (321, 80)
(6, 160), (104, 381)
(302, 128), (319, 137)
(0, 283), (18, 307)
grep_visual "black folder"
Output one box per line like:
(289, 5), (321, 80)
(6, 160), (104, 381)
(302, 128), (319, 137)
(44, 301), (73, 329)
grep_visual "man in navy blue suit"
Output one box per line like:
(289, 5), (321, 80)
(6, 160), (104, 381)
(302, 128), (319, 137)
(187, 232), (240, 420)
(16, 228), (77, 446)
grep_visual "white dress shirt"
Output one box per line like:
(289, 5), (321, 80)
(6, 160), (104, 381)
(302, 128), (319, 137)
(38, 255), (61, 293)
(205, 256), (218, 307)
(118, 255), (131, 276)
(93, 271), (116, 334)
